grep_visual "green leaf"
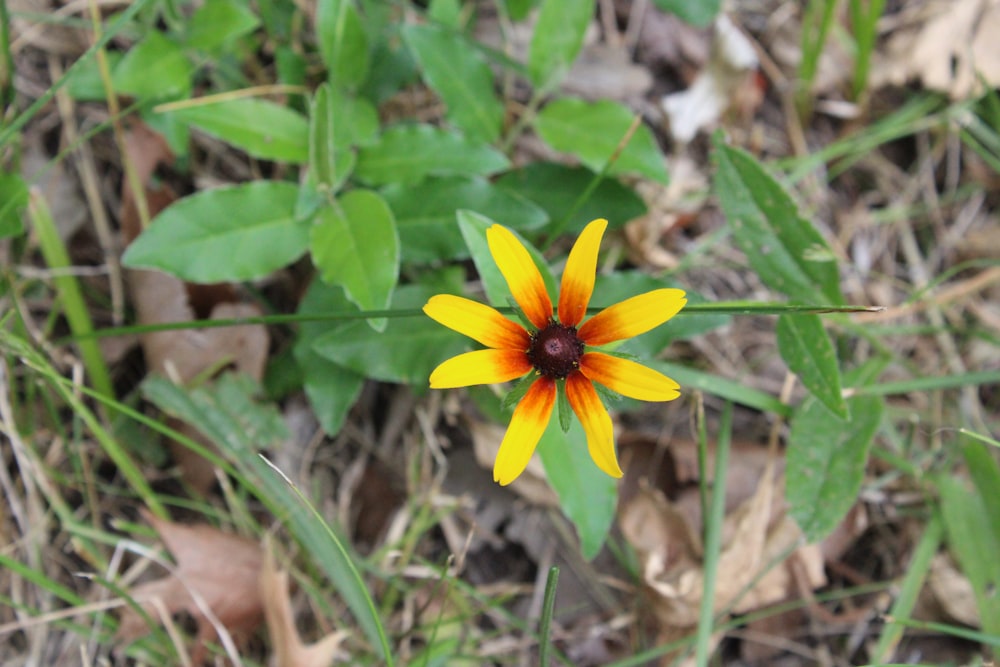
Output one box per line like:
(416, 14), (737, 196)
(456, 209), (557, 311)
(0, 172), (27, 238)
(650, 361), (793, 418)
(309, 84), (355, 191)
(316, 0), (369, 89)
(67, 51), (123, 101)
(963, 438), (1000, 541)
(122, 181), (308, 282)
(495, 163), (646, 236)
(185, 0), (261, 51)
(713, 137), (844, 304)
(937, 474), (1000, 635)
(590, 271), (728, 353)
(355, 124), (510, 185)
(502, 0), (539, 21)
(402, 24), (504, 143)
(165, 99), (309, 163)
(535, 98), (668, 184)
(776, 314), (848, 419)
(527, 0), (594, 90)
(309, 189), (399, 332)
(536, 416), (617, 560)
(428, 0), (462, 26)
(651, 0), (721, 27)
(293, 278), (365, 435)
(786, 362), (885, 542)
(140, 373), (389, 657)
(113, 32), (192, 100)
(382, 175), (548, 263)
(313, 281), (468, 385)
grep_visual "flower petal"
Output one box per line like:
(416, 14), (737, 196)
(423, 294), (530, 349)
(565, 372), (622, 479)
(429, 349), (532, 388)
(579, 352), (680, 401)
(486, 224), (553, 329)
(558, 218), (606, 327)
(494, 377), (555, 485)
(578, 288), (687, 346)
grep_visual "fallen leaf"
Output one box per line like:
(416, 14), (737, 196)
(873, 0), (1000, 100)
(927, 552), (980, 627)
(261, 548), (349, 667)
(619, 461), (826, 662)
(118, 510), (264, 663)
(120, 122), (269, 492)
(468, 418), (560, 507)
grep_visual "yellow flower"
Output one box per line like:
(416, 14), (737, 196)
(423, 219), (686, 485)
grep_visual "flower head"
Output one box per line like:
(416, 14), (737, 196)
(423, 219), (686, 485)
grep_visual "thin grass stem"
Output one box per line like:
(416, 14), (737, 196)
(538, 566), (560, 666)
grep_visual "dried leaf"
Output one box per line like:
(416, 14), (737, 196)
(874, 0), (1000, 100)
(261, 549), (349, 667)
(118, 510), (264, 663)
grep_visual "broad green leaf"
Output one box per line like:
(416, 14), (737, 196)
(502, 0), (539, 20)
(786, 362), (885, 542)
(428, 0), (462, 28)
(963, 438), (1000, 541)
(0, 173), (27, 238)
(308, 84), (354, 191)
(590, 271), (728, 354)
(185, 0), (261, 51)
(309, 189), (399, 332)
(527, 0), (593, 90)
(651, 0), (721, 27)
(293, 278), (365, 435)
(140, 373), (389, 657)
(713, 138), (844, 305)
(67, 51), (123, 101)
(363, 32), (419, 104)
(113, 32), (192, 100)
(355, 124), (510, 185)
(495, 163), (646, 235)
(313, 281), (468, 385)
(776, 314), (848, 419)
(382, 175), (548, 263)
(402, 24), (504, 143)
(456, 210), (557, 311)
(166, 99), (309, 163)
(937, 475), (1000, 635)
(535, 98), (668, 184)
(316, 0), (369, 89)
(536, 416), (617, 560)
(122, 181), (308, 282)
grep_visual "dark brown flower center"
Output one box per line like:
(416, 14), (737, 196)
(527, 321), (584, 379)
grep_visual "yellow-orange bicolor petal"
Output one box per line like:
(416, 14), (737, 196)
(578, 288), (687, 346)
(429, 349), (532, 389)
(494, 377), (556, 485)
(558, 218), (607, 327)
(579, 352), (680, 402)
(486, 224), (553, 329)
(423, 294), (530, 350)
(565, 372), (622, 479)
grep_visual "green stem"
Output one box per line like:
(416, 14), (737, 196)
(694, 402), (732, 667)
(538, 566), (560, 666)
(28, 191), (114, 399)
(0, 0), (13, 118)
(55, 301), (883, 344)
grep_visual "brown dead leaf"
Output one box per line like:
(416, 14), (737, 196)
(120, 122), (269, 491)
(619, 462), (825, 663)
(118, 510), (264, 663)
(261, 549), (349, 667)
(468, 418), (559, 507)
(874, 0), (1000, 100)
(927, 553), (980, 627)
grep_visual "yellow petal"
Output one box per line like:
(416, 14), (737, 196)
(565, 372), (622, 479)
(429, 349), (532, 388)
(493, 377), (555, 485)
(423, 294), (530, 349)
(579, 352), (680, 401)
(557, 219), (606, 327)
(578, 288), (687, 346)
(486, 224), (553, 329)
